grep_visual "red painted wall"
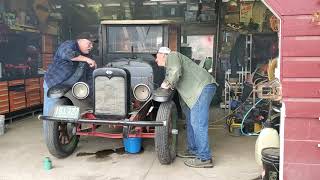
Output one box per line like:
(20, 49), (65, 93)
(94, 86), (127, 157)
(264, 0), (320, 179)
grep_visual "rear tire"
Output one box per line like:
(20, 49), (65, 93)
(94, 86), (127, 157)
(43, 99), (79, 158)
(155, 101), (178, 164)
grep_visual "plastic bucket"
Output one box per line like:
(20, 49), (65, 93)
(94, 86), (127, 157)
(262, 147), (280, 180)
(0, 115), (5, 136)
(123, 137), (142, 154)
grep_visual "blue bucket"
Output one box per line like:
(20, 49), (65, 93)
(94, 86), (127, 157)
(123, 137), (142, 154)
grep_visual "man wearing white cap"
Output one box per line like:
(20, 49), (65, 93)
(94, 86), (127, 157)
(155, 47), (218, 168)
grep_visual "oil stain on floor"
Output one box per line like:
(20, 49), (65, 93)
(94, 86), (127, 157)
(77, 147), (126, 158)
(76, 146), (144, 161)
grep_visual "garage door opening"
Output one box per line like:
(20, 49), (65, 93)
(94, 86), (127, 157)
(197, 1), (282, 179)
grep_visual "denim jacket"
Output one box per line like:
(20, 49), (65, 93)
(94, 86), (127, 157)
(44, 40), (93, 89)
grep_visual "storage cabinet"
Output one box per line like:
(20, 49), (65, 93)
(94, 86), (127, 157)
(8, 80), (26, 112)
(9, 91), (26, 112)
(25, 78), (41, 107)
(0, 77), (43, 114)
(8, 79), (24, 86)
(0, 81), (9, 114)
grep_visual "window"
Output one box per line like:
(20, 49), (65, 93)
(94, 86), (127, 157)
(107, 26), (163, 53)
(182, 35), (214, 61)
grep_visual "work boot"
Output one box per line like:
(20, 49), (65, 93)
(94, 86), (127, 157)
(177, 150), (196, 158)
(184, 158), (214, 168)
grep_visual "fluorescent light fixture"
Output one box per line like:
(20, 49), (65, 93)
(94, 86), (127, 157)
(76, 4), (85, 8)
(179, 0), (187, 3)
(105, 3), (121, 7)
(160, 1), (178, 5)
(150, 0), (176, 1)
(87, 3), (102, 8)
(143, 2), (158, 5)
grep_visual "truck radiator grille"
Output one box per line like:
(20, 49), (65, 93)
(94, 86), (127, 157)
(94, 76), (126, 116)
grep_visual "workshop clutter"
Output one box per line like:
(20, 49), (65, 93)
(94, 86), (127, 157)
(0, 32), (42, 79)
(1, 9), (38, 29)
(226, 98), (278, 136)
(4, 64), (32, 78)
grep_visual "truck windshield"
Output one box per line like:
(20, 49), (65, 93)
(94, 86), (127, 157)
(107, 25), (163, 53)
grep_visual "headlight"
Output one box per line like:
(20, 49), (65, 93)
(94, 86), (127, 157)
(133, 84), (151, 102)
(72, 82), (89, 99)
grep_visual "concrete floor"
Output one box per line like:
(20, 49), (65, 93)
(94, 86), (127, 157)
(0, 108), (261, 180)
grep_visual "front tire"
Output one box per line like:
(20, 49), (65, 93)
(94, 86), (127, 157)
(155, 101), (178, 164)
(43, 99), (79, 158)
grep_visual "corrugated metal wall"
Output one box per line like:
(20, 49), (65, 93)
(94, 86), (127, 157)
(265, 0), (320, 179)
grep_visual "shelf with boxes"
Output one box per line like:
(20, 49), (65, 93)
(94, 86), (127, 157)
(8, 24), (40, 33)
(0, 0), (40, 33)
(0, 27), (56, 77)
(0, 76), (43, 116)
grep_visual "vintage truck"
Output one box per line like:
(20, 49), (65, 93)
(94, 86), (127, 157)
(39, 20), (181, 164)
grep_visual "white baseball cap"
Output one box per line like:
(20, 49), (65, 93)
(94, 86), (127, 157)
(158, 47), (171, 54)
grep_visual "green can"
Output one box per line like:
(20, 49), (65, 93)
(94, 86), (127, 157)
(43, 157), (52, 170)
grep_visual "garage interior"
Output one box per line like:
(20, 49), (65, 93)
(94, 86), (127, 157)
(0, 0), (281, 180)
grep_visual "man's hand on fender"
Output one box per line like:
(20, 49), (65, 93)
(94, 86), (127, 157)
(73, 55), (97, 69)
(86, 58), (97, 69)
(161, 82), (170, 89)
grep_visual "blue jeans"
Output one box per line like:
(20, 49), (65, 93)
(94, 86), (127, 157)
(43, 81), (60, 116)
(182, 84), (216, 160)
